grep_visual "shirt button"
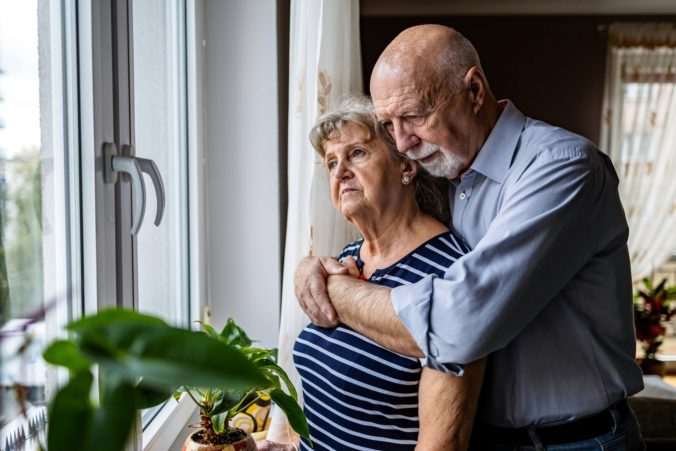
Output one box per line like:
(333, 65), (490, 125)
(459, 191), (467, 200)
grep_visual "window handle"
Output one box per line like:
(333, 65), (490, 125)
(125, 147), (165, 227)
(103, 142), (164, 235)
(110, 152), (146, 236)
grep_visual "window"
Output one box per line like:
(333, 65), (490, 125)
(0, 0), (80, 446)
(0, 0), (198, 448)
(600, 25), (676, 361)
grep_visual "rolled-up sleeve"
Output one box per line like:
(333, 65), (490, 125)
(391, 275), (464, 375)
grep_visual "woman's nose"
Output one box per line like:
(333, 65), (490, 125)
(334, 160), (351, 179)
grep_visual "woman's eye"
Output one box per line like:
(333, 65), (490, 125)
(326, 160), (337, 171)
(351, 148), (365, 158)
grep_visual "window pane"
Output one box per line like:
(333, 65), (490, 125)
(621, 79), (676, 358)
(133, 0), (189, 328)
(0, 0), (76, 444)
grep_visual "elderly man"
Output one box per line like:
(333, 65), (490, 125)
(295, 25), (645, 450)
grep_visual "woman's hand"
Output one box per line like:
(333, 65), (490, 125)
(256, 440), (298, 451)
(294, 256), (347, 327)
(341, 256), (361, 278)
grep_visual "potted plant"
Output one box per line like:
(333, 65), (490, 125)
(179, 319), (310, 450)
(41, 308), (309, 451)
(634, 277), (676, 376)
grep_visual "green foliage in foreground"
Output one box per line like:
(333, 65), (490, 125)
(177, 319), (310, 445)
(43, 309), (309, 450)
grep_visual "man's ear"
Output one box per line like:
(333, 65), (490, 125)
(464, 66), (486, 114)
(401, 159), (419, 183)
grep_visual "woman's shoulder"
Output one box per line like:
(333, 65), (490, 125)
(400, 230), (470, 267)
(337, 238), (363, 261)
(428, 230), (471, 256)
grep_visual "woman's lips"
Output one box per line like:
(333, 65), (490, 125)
(341, 188), (358, 195)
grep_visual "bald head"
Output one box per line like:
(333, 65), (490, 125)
(369, 25), (500, 180)
(371, 25), (484, 97)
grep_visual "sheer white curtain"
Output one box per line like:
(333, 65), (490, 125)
(271, 0), (362, 436)
(600, 23), (676, 280)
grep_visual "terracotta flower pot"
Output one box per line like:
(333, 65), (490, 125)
(182, 429), (257, 451)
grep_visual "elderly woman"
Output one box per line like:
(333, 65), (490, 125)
(260, 96), (484, 450)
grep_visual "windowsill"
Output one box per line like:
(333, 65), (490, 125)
(142, 394), (197, 451)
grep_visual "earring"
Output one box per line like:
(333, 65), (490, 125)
(402, 176), (410, 184)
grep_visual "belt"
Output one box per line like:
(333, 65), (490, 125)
(473, 400), (629, 446)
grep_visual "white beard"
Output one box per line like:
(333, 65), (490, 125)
(406, 142), (465, 179)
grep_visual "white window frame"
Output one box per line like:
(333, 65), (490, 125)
(79, 0), (206, 448)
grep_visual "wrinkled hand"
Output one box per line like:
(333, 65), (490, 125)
(256, 440), (297, 451)
(294, 256), (348, 327)
(341, 256), (361, 278)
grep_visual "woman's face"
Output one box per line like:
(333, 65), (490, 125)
(324, 122), (405, 222)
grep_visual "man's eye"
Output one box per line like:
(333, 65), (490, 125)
(405, 115), (424, 124)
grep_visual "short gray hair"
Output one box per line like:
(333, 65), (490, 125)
(309, 95), (450, 225)
(309, 95), (391, 158)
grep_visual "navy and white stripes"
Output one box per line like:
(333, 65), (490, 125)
(293, 232), (469, 450)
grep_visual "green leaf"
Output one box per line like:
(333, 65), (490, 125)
(47, 370), (93, 451)
(68, 308), (168, 332)
(259, 361), (298, 400)
(112, 327), (267, 389)
(84, 377), (136, 451)
(209, 388), (247, 417)
(43, 340), (91, 374)
(220, 318), (252, 347)
(133, 378), (175, 409)
(241, 348), (272, 363)
(270, 388), (310, 443)
(173, 389), (183, 402)
(200, 322), (222, 341)
(212, 412), (227, 434)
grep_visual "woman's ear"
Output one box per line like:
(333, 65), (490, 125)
(401, 160), (419, 185)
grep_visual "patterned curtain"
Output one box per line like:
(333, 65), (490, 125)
(267, 0), (362, 443)
(600, 23), (676, 280)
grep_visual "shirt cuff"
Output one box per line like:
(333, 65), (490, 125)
(391, 275), (464, 376)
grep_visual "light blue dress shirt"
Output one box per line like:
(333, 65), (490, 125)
(391, 101), (644, 428)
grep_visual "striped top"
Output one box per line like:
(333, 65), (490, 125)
(293, 231), (469, 450)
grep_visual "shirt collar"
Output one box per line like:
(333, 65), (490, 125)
(468, 100), (526, 183)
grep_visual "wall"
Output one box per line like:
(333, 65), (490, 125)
(203, 0), (281, 347)
(361, 15), (676, 145)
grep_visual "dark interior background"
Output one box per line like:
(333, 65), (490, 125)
(361, 15), (676, 145)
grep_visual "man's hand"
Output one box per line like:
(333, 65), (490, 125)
(294, 256), (348, 327)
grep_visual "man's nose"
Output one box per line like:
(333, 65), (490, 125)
(392, 121), (420, 153)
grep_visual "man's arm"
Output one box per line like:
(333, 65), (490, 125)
(294, 256), (423, 357)
(416, 358), (486, 451)
(326, 274), (423, 357)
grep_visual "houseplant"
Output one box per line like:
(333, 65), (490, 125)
(41, 308), (309, 451)
(179, 319), (310, 450)
(634, 277), (676, 376)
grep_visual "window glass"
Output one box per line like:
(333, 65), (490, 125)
(621, 79), (676, 358)
(133, 0), (189, 329)
(0, 0), (76, 445)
